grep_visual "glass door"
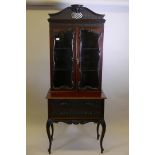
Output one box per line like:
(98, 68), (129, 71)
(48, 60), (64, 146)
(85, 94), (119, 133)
(51, 29), (75, 89)
(78, 28), (102, 90)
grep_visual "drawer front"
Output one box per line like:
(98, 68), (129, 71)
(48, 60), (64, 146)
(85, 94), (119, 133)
(48, 99), (104, 118)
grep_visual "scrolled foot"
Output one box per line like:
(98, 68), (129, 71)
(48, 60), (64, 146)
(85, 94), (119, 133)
(101, 148), (104, 153)
(48, 148), (51, 154)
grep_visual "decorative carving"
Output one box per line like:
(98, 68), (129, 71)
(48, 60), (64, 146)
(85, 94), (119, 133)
(71, 12), (83, 19)
(52, 120), (99, 124)
(70, 4), (83, 13)
(48, 4), (105, 21)
(70, 4), (83, 19)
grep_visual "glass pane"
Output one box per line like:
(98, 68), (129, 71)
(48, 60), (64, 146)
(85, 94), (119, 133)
(79, 30), (101, 89)
(54, 49), (73, 69)
(80, 49), (100, 70)
(53, 30), (73, 88)
(53, 70), (73, 88)
(54, 31), (73, 48)
(81, 30), (100, 48)
(79, 71), (99, 88)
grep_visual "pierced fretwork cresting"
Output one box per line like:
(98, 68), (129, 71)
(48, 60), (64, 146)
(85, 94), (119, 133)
(48, 5), (105, 21)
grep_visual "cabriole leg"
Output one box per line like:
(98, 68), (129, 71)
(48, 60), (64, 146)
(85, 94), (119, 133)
(46, 119), (54, 154)
(100, 120), (106, 153)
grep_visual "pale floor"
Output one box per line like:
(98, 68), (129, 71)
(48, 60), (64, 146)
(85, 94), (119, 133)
(27, 120), (128, 155)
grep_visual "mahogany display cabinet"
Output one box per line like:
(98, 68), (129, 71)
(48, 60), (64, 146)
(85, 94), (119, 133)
(46, 4), (107, 154)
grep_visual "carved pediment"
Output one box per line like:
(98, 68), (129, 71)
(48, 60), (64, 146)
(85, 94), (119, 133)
(48, 4), (105, 21)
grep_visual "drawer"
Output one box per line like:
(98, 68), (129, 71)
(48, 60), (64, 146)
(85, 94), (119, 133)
(48, 99), (104, 118)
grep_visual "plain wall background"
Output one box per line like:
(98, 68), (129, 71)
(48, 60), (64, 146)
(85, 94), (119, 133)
(26, 4), (129, 155)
